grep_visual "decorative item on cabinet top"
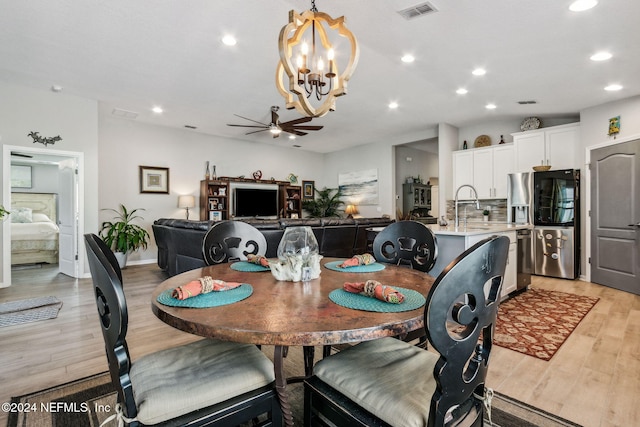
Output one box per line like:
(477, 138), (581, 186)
(474, 135), (491, 147)
(520, 116), (541, 131)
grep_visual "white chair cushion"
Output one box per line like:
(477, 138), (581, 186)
(313, 337), (439, 427)
(129, 339), (275, 425)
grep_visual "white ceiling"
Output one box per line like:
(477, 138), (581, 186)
(1, 0), (637, 153)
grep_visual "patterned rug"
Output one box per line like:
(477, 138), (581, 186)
(0, 296), (63, 327)
(494, 288), (599, 361)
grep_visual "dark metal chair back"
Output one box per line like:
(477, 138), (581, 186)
(84, 233), (137, 420)
(202, 221), (267, 264)
(426, 234), (509, 426)
(373, 220), (438, 272)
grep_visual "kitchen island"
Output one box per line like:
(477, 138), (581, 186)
(427, 222), (532, 298)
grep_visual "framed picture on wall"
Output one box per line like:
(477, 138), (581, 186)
(11, 165), (32, 188)
(302, 180), (315, 199)
(139, 166), (169, 194)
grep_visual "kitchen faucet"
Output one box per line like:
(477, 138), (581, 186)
(454, 184), (481, 228)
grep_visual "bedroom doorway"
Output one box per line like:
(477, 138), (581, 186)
(2, 145), (84, 287)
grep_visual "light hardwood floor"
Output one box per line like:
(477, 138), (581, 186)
(1, 264), (638, 426)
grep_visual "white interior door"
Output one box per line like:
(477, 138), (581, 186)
(58, 159), (78, 277)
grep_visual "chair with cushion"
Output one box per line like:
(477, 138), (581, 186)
(373, 220), (438, 272)
(202, 220), (268, 265)
(304, 235), (510, 427)
(84, 234), (282, 426)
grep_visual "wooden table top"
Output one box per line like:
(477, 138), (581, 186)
(151, 258), (435, 346)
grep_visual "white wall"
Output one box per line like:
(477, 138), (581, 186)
(98, 114), (326, 263)
(10, 163), (60, 194)
(0, 81), (99, 285)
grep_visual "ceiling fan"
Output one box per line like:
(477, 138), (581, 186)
(227, 106), (323, 138)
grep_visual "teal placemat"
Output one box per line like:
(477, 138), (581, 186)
(329, 286), (425, 313)
(324, 260), (386, 273)
(157, 284), (253, 308)
(230, 261), (270, 272)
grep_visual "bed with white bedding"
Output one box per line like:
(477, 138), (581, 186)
(10, 193), (59, 265)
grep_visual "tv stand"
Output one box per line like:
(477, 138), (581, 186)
(199, 177), (302, 220)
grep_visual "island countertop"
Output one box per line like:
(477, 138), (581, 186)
(427, 222), (532, 236)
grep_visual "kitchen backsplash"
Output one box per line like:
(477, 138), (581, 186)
(444, 199), (507, 223)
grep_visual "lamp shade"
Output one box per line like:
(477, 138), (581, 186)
(345, 205), (359, 216)
(178, 195), (195, 209)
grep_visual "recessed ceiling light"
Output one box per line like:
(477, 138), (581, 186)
(152, 106), (163, 114)
(604, 84), (622, 91)
(569, 0), (598, 12)
(472, 68), (486, 76)
(289, 135), (296, 140)
(456, 88), (468, 95)
(485, 103), (497, 110)
(401, 54), (415, 63)
(388, 102), (399, 109)
(590, 51), (612, 61)
(51, 85), (63, 92)
(222, 35), (237, 46)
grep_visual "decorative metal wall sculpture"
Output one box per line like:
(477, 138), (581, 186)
(28, 131), (62, 146)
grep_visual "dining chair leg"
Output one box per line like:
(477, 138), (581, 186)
(303, 346), (315, 377)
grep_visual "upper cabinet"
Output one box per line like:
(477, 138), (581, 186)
(453, 144), (515, 199)
(512, 123), (579, 172)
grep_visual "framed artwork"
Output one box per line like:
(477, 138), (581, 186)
(608, 116), (620, 136)
(11, 165), (32, 188)
(139, 166), (169, 194)
(302, 180), (315, 199)
(338, 168), (379, 205)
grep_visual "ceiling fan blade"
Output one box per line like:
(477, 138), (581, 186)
(245, 129), (270, 135)
(227, 124), (269, 128)
(280, 117), (312, 126)
(233, 114), (269, 126)
(287, 125), (323, 131)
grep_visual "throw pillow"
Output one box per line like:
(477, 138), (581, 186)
(11, 207), (33, 223)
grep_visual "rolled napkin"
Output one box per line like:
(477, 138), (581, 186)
(246, 254), (270, 267)
(172, 276), (242, 300)
(343, 280), (405, 304)
(338, 253), (376, 268)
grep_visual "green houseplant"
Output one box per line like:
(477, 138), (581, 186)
(0, 205), (9, 221)
(302, 187), (344, 218)
(100, 204), (150, 268)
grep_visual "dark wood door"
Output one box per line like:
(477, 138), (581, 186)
(590, 138), (640, 294)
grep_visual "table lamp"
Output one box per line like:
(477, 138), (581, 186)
(178, 195), (196, 220)
(345, 204), (359, 219)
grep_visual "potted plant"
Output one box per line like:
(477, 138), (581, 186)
(482, 209), (490, 222)
(0, 205), (9, 221)
(100, 204), (150, 268)
(302, 187), (344, 218)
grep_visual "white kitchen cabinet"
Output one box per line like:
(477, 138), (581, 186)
(453, 144), (514, 199)
(512, 123), (579, 172)
(467, 230), (517, 298)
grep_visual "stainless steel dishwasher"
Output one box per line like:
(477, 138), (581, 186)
(516, 229), (532, 290)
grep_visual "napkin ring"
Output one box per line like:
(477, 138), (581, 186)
(199, 276), (214, 293)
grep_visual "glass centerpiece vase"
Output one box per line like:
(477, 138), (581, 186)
(269, 226), (322, 282)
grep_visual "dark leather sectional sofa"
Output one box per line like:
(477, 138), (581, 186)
(153, 217), (394, 277)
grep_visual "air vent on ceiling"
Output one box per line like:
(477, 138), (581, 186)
(112, 108), (139, 119)
(397, 2), (438, 20)
(517, 100), (537, 105)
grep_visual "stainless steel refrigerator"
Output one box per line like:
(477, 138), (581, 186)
(532, 169), (580, 279)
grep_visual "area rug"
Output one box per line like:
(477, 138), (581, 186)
(9, 353), (581, 427)
(494, 288), (599, 361)
(0, 296), (63, 328)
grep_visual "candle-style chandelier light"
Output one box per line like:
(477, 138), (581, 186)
(276, 0), (359, 118)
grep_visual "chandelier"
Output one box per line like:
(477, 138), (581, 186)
(276, 0), (359, 118)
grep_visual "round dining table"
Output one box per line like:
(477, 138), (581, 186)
(151, 258), (435, 426)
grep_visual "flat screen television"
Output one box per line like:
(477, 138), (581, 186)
(234, 187), (279, 218)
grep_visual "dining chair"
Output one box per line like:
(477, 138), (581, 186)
(84, 234), (282, 426)
(372, 220), (438, 272)
(304, 235), (510, 427)
(202, 220), (268, 264)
